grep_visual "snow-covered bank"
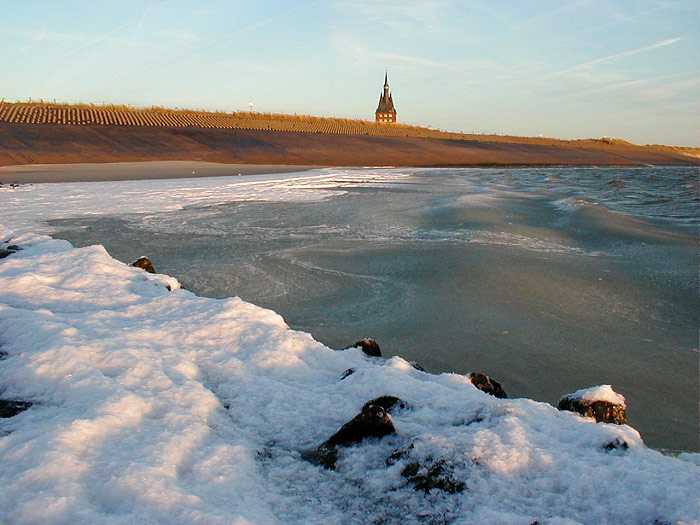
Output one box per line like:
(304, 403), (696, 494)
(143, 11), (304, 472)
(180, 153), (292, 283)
(1, 231), (698, 524)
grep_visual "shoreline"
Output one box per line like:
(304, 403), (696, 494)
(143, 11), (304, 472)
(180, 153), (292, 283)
(2, 160), (699, 185)
(0, 161), (315, 184)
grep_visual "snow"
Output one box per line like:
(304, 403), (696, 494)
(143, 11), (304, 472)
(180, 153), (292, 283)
(0, 168), (413, 233)
(0, 171), (699, 524)
(0, 232), (698, 524)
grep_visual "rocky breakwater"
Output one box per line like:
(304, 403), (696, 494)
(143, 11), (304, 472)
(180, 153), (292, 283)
(303, 338), (632, 494)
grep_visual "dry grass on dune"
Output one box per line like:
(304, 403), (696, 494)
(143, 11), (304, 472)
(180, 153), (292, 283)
(0, 100), (445, 139)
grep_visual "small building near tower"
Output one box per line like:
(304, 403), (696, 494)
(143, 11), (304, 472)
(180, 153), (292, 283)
(375, 72), (397, 123)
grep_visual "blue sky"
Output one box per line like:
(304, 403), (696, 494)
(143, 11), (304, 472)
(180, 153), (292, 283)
(1, 0), (698, 145)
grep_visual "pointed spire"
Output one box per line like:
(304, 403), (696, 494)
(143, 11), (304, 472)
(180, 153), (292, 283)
(376, 70), (397, 122)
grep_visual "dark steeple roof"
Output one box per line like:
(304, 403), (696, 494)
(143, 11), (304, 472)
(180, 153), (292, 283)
(376, 71), (396, 113)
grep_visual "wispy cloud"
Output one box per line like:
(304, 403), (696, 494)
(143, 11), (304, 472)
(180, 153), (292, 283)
(57, 0), (172, 58)
(152, 28), (198, 42)
(634, 75), (700, 103)
(333, 0), (450, 25)
(377, 52), (508, 82)
(11, 28), (86, 53)
(549, 69), (699, 99)
(330, 34), (509, 85)
(330, 0), (471, 42)
(131, 1), (156, 47)
(374, 52), (446, 70)
(176, 0), (320, 63)
(608, 0), (693, 23)
(542, 37), (682, 79)
(180, 18), (273, 60)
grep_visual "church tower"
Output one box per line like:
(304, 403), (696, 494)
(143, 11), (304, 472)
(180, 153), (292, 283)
(375, 71), (397, 123)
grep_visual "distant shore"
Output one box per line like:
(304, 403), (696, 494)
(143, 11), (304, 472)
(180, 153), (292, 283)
(0, 161), (313, 184)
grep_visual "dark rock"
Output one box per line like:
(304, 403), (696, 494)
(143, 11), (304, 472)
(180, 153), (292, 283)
(305, 404), (396, 470)
(0, 245), (22, 259)
(603, 438), (629, 452)
(387, 444), (466, 494)
(401, 460), (465, 494)
(326, 405), (396, 448)
(302, 444), (339, 470)
(557, 387), (626, 425)
(401, 461), (420, 477)
(352, 339), (382, 358)
(361, 396), (408, 414)
(467, 372), (507, 399)
(340, 368), (355, 380)
(386, 443), (415, 466)
(131, 256), (156, 273)
(0, 399), (32, 418)
(409, 361), (426, 372)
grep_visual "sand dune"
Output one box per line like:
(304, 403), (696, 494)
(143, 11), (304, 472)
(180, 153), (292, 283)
(0, 120), (697, 171)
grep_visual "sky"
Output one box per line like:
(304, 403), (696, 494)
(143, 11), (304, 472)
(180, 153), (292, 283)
(1, 0), (698, 146)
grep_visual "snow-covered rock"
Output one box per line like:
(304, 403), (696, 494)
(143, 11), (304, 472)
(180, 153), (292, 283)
(558, 385), (627, 425)
(304, 402), (397, 470)
(130, 256), (157, 274)
(348, 338), (383, 357)
(467, 371), (508, 399)
(0, 399), (33, 418)
(0, 231), (697, 524)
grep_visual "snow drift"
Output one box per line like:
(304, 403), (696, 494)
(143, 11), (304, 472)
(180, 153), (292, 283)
(0, 230), (698, 524)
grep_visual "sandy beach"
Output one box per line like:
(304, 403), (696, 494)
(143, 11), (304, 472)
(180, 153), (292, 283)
(0, 161), (312, 184)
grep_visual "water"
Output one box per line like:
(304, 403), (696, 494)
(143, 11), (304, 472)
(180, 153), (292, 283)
(49, 167), (699, 452)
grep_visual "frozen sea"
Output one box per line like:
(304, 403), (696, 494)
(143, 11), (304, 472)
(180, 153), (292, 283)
(26, 165), (697, 453)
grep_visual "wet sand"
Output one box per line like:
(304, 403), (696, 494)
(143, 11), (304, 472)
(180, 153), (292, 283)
(0, 161), (312, 184)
